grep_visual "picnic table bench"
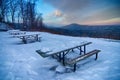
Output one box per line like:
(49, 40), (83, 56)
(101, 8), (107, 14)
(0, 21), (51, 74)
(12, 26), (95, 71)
(66, 49), (101, 72)
(15, 34), (41, 44)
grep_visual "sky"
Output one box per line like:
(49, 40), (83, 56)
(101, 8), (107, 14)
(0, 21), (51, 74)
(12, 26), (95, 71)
(36, 0), (120, 26)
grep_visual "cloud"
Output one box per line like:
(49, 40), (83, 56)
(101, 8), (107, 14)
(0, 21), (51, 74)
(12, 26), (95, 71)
(44, 0), (91, 12)
(44, 0), (120, 25)
(44, 10), (64, 24)
(83, 18), (120, 25)
(54, 10), (63, 17)
(45, 10), (63, 18)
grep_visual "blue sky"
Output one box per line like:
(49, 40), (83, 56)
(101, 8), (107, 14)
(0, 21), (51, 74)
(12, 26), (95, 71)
(36, 0), (120, 26)
(36, 0), (54, 16)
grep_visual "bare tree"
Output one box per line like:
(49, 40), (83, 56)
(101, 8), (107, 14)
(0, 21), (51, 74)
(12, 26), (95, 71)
(22, 0), (37, 30)
(0, 0), (43, 31)
(9, 0), (19, 23)
(0, 0), (9, 22)
(35, 13), (43, 30)
(19, 0), (24, 23)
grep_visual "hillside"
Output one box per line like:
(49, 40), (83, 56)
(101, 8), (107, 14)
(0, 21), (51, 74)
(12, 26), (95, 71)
(0, 31), (120, 80)
(0, 23), (12, 31)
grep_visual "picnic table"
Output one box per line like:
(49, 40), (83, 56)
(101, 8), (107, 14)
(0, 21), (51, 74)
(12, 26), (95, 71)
(15, 33), (41, 44)
(36, 42), (92, 65)
(36, 41), (101, 72)
(8, 30), (26, 35)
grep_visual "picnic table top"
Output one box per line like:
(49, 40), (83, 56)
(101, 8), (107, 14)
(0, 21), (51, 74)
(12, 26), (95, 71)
(14, 33), (40, 37)
(8, 30), (26, 33)
(8, 30), (20, 31)
(36, 41), (92, 57)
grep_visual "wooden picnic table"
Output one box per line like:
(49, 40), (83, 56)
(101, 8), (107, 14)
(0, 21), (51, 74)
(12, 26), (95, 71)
(36, 42), (92, 65)
(15, 33), (41, 44)
(9, 30), (26, 35)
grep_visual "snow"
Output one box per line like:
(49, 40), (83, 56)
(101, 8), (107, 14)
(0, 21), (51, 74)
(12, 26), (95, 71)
(0, 31), (120, 80)
(0, 23), (11, 30)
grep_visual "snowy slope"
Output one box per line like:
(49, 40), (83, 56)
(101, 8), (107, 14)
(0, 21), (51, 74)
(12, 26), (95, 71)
(0, 23), (11, 31)
(0, 31), (120, 80)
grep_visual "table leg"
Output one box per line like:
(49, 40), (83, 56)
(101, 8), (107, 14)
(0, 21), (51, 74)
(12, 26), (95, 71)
(73, 63), (77, 72)
(83, 45), (86, 54)
(36, 34), (38, 41)
(95, 53), (98, 60)
(59, 53), (62, 62)
(62, 52), (65, 66)
(23, 36), (27, 44)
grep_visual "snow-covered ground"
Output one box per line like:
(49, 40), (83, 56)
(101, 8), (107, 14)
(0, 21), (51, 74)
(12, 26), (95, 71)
(0, 31), (120, 80)
(0, 23), (11, 30)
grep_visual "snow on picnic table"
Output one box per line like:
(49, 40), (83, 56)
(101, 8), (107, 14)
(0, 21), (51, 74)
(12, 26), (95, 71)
(0, 31), (120, 80)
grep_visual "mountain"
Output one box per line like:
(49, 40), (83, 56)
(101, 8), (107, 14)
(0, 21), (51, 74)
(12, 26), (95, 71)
(45, 23), (120, 40)
(62, 23), (84, 30)
(62, 23), (120, 31)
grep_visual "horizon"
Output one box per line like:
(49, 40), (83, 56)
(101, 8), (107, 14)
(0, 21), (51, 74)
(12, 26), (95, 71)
(45, 23), (120, 27)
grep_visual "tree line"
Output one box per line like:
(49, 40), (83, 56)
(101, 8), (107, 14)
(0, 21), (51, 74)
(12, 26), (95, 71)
(0, 0), (43, 30)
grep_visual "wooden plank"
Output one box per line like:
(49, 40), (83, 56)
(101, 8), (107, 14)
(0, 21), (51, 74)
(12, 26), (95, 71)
(14, 34), (41, 43)
(66, 49), (101, 65)
(37, 42), (92, 57)
(36, 50), (52, 58)
(15, 34), (40, 38)
(10, 31), (26, 35)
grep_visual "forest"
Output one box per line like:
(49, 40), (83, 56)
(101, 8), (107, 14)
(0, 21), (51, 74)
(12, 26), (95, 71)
(0, 0), (43, 30)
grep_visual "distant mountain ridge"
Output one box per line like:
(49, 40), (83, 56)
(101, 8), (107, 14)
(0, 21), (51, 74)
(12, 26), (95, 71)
(62, 23), (120, 30)
(45, 23), (120, 40)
